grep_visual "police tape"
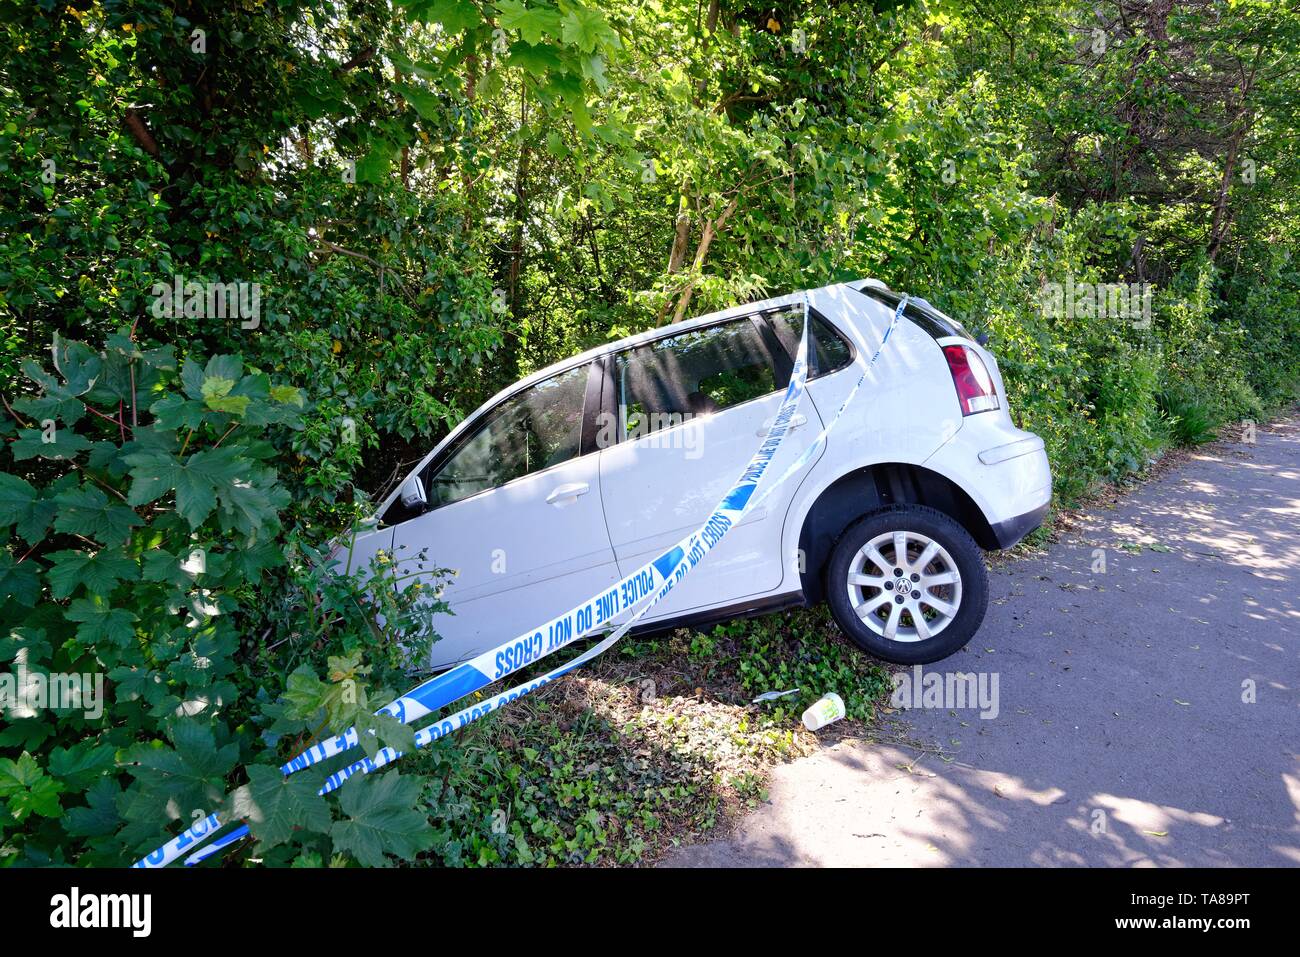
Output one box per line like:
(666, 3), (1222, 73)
(755, 293), (907, 495)
(182, 822), (248, 867)
(176, 489), (791, 865)
(310, 294), (909, 798)
(135, 300), (814, 869)
(134, 293), (904, 868)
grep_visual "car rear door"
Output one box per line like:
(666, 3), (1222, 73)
(388, 361), (620, 670)
(595, 308), (826, 622)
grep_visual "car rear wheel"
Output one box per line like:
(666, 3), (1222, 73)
(825, 504), (988, 664)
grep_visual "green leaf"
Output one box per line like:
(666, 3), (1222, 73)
(396, 81), (444, 123)
(11, 427), (93, 461)
(200, 375), (250, 416)
(45, 549), (139, 598)
(149, 393), (209, 430)
(226, 765), (332, 850)
(268, 384), (304, 407)
(125, 720), (239, 812)
(108, 665), (170, 709)
(421, 0), (482, 34)
(64, 777), (122, 838)
(507, 40), (564, 78)
(330, 772), (433, 867)
(497, 0), (562, 45)
(224, 539), (285, 580)
(356, 142), (395, 184)
(0, 752), (64, 822)
(215, 470), (289, 536)
(51, 336), (103, 395)
(141, 548), (192, 588)
(281, 665), (330, 720)
(18, 359), (87, 423)
(361, 710), (417, 760)
(0, 627), (51, 666)
(202, 355), (245, 389)
(8, 485), (58, 543)
(66, 597), (138, 647)
(204, 395), (250, 416)
(0, 552), (41, 606)
(49, 742), (118, 790)
(123, 445), (246, 529)
(561, 5), (618, 53)
(52, 484), (143, 545)
(0, 473), (38, 526)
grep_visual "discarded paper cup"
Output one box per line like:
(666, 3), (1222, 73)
(802, 692), (845, 731)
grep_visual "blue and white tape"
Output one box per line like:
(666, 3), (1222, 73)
(182, 823), (249, 867)
(309, 295), (909, 797)
(135, 812), (221, 869)
(746, 293), (906, 509)
(134, 292), (904, 868)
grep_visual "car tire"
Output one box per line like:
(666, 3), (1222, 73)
(825, 504), (988, 664)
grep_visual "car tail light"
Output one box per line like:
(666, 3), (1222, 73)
(943, 344), (1000, 415)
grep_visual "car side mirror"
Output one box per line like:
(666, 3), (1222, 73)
(399, 474), (428, 510)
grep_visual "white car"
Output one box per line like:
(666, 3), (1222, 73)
(343, 279), (1052, 667)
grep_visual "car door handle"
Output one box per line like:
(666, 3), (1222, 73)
(757, 413), (807, 437)
(546, 482), (590, 505)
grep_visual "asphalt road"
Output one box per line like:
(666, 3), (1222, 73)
(667, 413), (1300, 867)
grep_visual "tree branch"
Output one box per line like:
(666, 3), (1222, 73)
(336, 46), (376, 74)
(123, 107), (161, 158)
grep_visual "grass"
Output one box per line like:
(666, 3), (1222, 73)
(404, 605), (891, 867)
(1159, 389), (1222, 446)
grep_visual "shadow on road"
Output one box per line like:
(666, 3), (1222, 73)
(665, 413), (1300, 867)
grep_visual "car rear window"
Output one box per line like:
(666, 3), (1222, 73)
(763, 307), (854, 379)
(853, 287), (975, 342)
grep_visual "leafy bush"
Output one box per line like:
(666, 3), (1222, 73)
(1158, 387), (1221, 447)
(0, 331), (451, 867)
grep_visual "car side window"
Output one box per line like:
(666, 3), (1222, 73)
(616, 316), (779, 438)
(426, 363), (590, 507)
(764, 307), (853, 379)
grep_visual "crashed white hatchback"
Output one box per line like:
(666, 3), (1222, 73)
(342, 279), (1051, 668)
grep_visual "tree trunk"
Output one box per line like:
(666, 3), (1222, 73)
(461, 51), (479, 232)
(667, 195), (691, 275)
(1208, 122), (1246, 262)
(508, 121), (532, 318)
(669, 195), (739, 325)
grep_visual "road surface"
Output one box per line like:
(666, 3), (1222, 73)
(667, 413), (1300, 866)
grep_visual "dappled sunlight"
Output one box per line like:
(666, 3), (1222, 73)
(1284, 773), (1300, 826)
(669, 413), (1300, 868)
(875, 747), (1279, 868)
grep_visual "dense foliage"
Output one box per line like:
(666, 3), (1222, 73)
(2, 0), (1298, 866)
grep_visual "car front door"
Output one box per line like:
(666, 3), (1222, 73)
(389, 361), (620, 670)
(595, 308), (827, 623)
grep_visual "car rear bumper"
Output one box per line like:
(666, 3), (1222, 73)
(990, 499), (1050, 548)
(923, 417), (1053, 549)
(981, 443), (1052, 547)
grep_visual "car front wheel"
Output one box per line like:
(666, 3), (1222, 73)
(825, 504), (989, 665)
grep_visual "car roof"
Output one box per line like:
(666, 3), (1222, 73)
(373, 277), (890, 515)
(486, 277), (889, 404)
